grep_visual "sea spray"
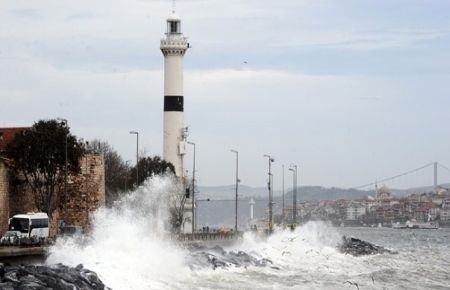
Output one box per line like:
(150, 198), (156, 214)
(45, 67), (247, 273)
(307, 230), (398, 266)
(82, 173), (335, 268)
(47, 174), (396, 289)
(185, 222), (370, 290)
(229, 221), (344, 270)
(47, 175), (190, 289)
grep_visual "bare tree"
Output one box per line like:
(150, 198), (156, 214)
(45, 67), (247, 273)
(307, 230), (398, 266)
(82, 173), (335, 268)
(168, 183), (189, 233)
(87, 139), (130, 205)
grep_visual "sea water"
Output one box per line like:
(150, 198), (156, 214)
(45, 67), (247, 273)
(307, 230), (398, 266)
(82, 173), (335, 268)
(46, 176), (450, 290)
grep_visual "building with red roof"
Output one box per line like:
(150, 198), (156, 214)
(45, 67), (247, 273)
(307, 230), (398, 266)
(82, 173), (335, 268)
(0, 127), (30, 153)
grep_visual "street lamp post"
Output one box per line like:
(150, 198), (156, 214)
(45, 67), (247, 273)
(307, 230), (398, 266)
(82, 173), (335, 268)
(187, 141), (196, 233)
(282, 164), (285, 223)
(125, 160), (132, 192)
(57, 118), (68, 224)
(231, 149), (239, 233)
(129, 131), (139, 186)
(85, 141), (89, 227)
(264, 154), (275, 232)
(289, 165), (298, 224)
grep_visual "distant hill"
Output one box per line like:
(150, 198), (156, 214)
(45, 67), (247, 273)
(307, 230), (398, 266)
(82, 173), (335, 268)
(198, 183), (450, 201)
(198, 185), (272, 200)
(389, 183), (450, 197)
(198, 184), (373, 201)
(284, 186), (375, 202)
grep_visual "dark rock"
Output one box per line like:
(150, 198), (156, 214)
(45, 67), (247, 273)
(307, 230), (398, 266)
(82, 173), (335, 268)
(0, 282), (14, 290)
(339, 236), (397, 256)
(187, 245), (273, 270)
(0, 263), (5, 282)
(0, 263), (108, 290)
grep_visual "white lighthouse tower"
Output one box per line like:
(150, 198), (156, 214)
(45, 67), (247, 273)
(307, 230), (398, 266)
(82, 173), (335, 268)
(160, 10), (189, 178)
(161, 10), (192, 233)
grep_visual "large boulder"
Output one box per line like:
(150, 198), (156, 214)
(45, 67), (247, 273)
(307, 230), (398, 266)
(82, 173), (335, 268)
(339, 236), (397, 256)
(0, 263), (108, 290)
(187, 244), (274, 270)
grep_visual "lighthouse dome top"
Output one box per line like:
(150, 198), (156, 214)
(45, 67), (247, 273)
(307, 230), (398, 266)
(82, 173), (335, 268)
(165, 11), (182, 34)
(167, 11), (181, 21)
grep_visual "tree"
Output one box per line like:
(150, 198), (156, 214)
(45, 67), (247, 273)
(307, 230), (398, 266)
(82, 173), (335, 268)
(168, 182), (189, 233)
(129, 156), (175, 187)
(6, 119), (84, 218)
(86, 139), (130, 205)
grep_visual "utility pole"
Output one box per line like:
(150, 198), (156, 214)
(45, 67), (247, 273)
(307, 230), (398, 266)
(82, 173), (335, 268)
(289, 165), (298, 224)
(282, 164), (285, 223)
(129, 131), (139, 186)
(188, 141), (196, 233)
(85, 141), (89, 228)
(264, 154), (275, 232)
(57, 118), (68, 224)
(231, 149), (239, 233)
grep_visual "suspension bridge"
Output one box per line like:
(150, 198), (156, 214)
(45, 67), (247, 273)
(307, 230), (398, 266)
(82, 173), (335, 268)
(353, 162), (450, 193)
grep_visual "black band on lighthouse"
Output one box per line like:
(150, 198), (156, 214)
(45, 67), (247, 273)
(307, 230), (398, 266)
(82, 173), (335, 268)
(164, 96), (184, 111)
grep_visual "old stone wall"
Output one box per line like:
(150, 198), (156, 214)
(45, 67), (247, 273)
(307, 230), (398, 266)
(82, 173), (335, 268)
(0, 160), (10, 233)
(64, 154), (105, 231)
(0, 153), (105, 238)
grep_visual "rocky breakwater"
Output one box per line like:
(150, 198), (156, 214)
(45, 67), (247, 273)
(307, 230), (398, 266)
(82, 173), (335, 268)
(188, 236), (397, 271)
(187, 244), (276, 270)
(339, 236), (397, 256)
(0, 263), (108, 290)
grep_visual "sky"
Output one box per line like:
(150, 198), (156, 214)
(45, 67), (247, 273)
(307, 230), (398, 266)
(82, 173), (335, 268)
(1, 0), (450, 189)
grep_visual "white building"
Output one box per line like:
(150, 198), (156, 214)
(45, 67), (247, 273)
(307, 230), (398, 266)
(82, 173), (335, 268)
(440, 208), (450, 221)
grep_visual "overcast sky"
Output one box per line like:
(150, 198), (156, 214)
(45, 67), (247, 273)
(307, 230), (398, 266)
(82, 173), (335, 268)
(1, 0), (450, 189)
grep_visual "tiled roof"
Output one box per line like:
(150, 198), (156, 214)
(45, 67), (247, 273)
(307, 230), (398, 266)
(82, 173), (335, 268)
(0, 127), (30, 152)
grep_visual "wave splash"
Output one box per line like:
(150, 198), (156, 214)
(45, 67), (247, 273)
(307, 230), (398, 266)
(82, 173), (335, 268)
(47, 175), (190, 289)
(47, 175), (368, 289)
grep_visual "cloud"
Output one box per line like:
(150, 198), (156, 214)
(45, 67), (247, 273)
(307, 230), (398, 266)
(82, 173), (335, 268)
(272, 30), (448, 50)
(10, 8), (40, 18)
(1, 0), (450, 187)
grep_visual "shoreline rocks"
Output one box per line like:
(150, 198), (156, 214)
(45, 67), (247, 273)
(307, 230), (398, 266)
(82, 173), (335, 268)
(339, 236), (397, 256)
(187, 244), (273, 270)
(0, 263), (108, 290)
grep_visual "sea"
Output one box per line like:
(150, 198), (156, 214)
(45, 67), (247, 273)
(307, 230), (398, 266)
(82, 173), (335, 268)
(46, 176), (450, 290)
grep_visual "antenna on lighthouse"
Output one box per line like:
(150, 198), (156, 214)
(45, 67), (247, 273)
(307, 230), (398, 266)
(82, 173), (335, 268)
(172, 0), (176, 13)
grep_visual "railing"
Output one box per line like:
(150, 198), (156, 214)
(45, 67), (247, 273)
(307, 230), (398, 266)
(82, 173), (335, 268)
(0, 236), (52, 247)
(160, 38), (188, 47)
(176, 232), (242, 241)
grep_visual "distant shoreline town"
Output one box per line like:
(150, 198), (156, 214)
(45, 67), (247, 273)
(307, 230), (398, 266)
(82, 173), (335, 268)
(280, 186), (450, 227)
(198, 184), (450, 228)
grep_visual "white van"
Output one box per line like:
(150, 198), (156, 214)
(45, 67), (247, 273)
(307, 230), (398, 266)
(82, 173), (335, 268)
(3, 212), (49, 240)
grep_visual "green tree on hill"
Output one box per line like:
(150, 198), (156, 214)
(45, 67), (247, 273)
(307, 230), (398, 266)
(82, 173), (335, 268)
(129, 155), (175, 187)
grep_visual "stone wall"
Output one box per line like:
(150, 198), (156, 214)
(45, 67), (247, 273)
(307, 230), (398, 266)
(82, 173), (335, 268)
(65, 154), (105, 231)
(0, 160), (10, 233)
(0, 153), (105, 237)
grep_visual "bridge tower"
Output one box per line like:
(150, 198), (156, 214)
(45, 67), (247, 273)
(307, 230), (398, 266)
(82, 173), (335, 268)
(434, 161), (438, 193)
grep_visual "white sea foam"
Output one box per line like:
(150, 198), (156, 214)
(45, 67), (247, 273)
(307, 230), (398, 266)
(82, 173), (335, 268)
(46, 174), (448, 289)
(47, 175), (361, 289)
(47, 175), (190, 289)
